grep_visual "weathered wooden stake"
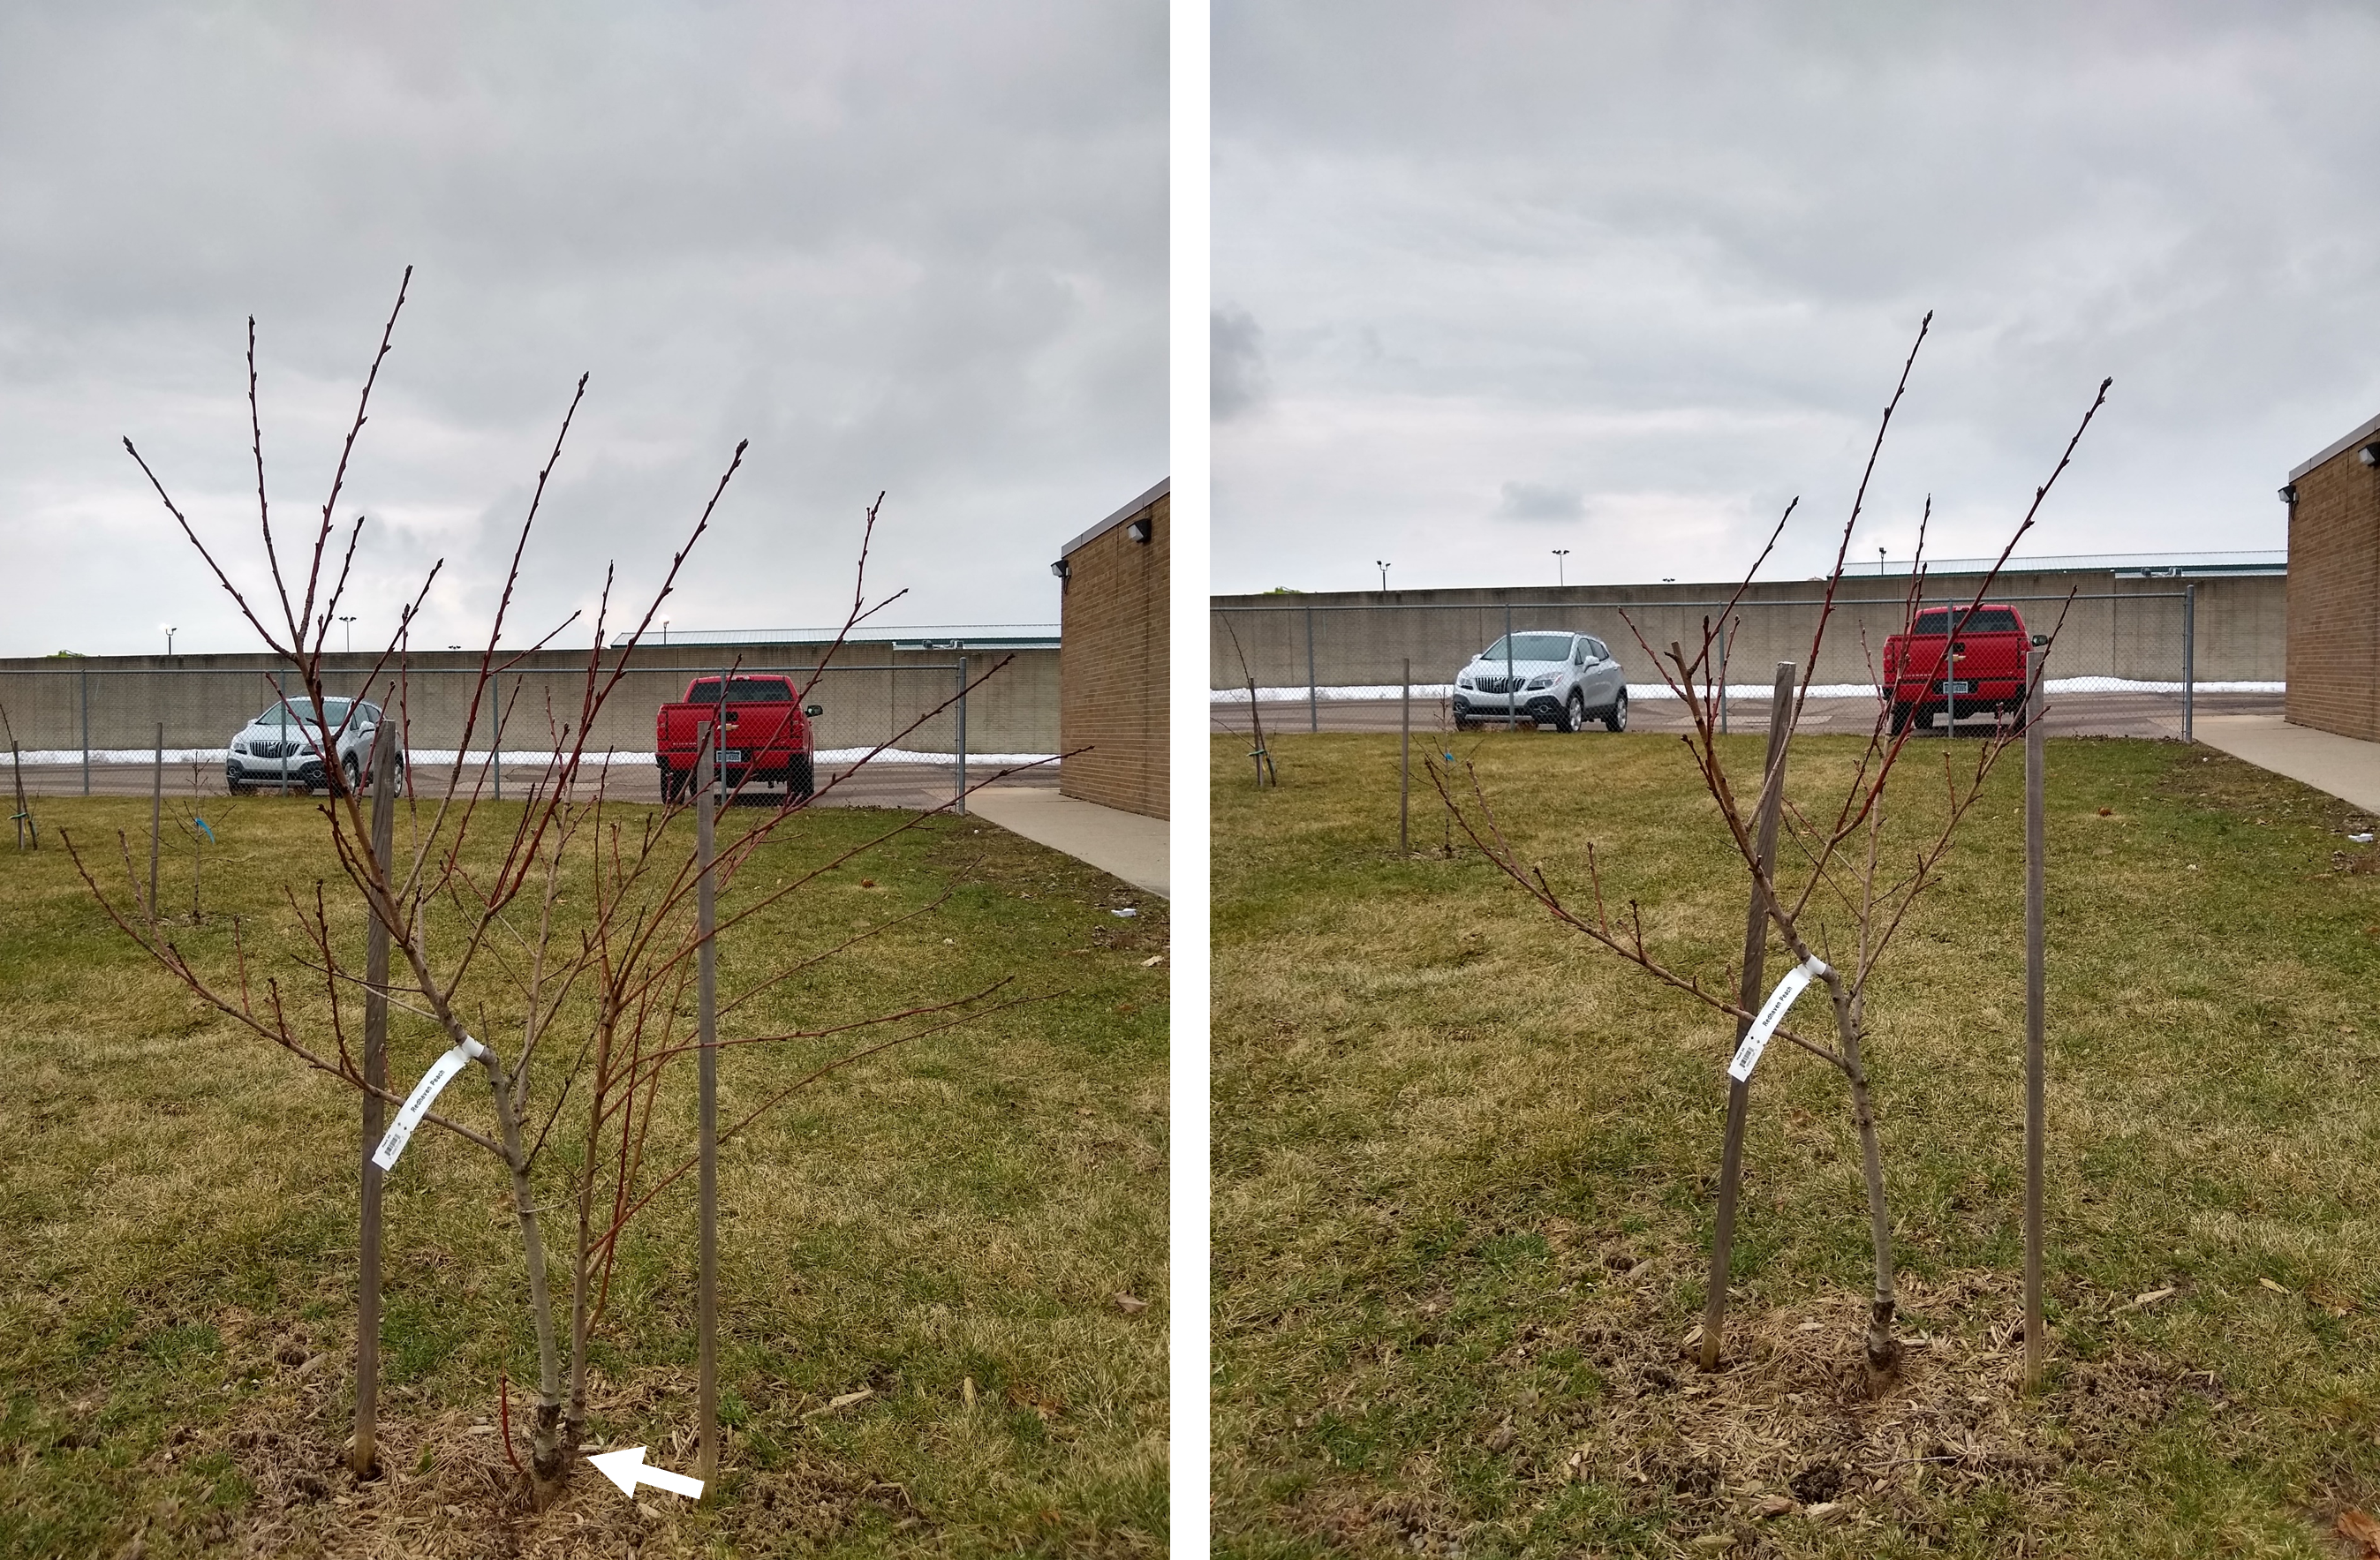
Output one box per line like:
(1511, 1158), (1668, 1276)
(697, 722), (720, 1484)
(355, 722), (396, 1477)
(1699, 660), (1796, 1372)
(148, 723), (163, 922)
(2024, 647), (2047, 1390)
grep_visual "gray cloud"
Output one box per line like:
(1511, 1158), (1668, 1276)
(1494, 481), (1584, 524)
(0, 1), (1166, 656)
(1213, 1), (2380, 595)
(1212, 305), (1270, 420)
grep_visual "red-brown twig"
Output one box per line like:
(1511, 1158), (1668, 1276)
(500, 1367), (525, 1477)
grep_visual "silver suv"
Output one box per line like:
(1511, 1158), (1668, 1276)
(226, 697), (403, 795)
(1452, 631), (1628, 732)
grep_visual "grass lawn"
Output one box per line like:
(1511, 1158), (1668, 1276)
(1213, 730), (2380, 1558)
(0, 792), (1167, 1558)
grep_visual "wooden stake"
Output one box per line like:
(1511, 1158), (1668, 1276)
(1699, 661), (1796, 1372)
(355, 722), (396, 1477)
(2024, 647), (2047, 1390)
(697, 722), (720, 1483)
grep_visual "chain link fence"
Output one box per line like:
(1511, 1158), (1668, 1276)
(0, 658), (1059, 808)
(1213, 587), (2286, 742)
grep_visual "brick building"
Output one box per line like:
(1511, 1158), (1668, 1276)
(1054, 479), (1168, 818)
(2284, 414), (2380, 741)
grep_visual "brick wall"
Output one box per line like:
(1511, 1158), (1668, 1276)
(2286, 433), (2380, 741)
(1059, 490), (1168, 818)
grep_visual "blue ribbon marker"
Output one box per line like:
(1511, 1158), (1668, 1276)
(193, 818), (216, 843)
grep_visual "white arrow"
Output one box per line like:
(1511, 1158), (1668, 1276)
(587, 1445), (704, 1502)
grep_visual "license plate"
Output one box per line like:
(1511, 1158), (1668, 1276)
(720, 750), (744, 762)
(1943, 680), (1971, 695)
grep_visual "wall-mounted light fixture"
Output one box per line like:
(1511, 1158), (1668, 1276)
(2278, 484), (2298, 503)
(2361, 442), (2380, 467)
(1050, 559), (1071, 579)
(1125, 516), (1152, 544)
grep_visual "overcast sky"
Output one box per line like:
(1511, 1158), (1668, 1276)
(0, 2), (1165, 658)
(1213, 2), (2380, 596)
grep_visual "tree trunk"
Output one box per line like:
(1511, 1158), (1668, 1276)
(1834, 991), (1901, 1394)
(475, 1049), (570, 1504)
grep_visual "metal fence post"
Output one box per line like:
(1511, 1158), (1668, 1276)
(1305, 600), (1318, 734)
(79, 665), (89, 795)
(148, 724), (163, 922)
(1504, 601), (1515, 730)
(696, 722), (719, 1483)
(492, 679), (502, 802)
(2023, 646), (2047, 1390)
(1399, 657), (1410, 854)
(354, 724), (396, 1477)
(1944, 601), (1957, 737)
(2182, 584), (2195, 744)
(955, 655), (968, 817)
(1718, 619), (1733, 736)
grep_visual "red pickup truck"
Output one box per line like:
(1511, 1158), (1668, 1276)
(1882, 603), (2045, 735)
(655, 674), (821, 801)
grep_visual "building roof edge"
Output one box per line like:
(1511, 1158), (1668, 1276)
(1062, 477), (1170, 558)
(2289, 411), (2380, 482)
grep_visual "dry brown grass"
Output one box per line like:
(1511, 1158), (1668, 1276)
(1213, 730), (2380, 1558)
(0, 795), (1167, 1558)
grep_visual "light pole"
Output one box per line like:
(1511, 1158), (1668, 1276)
(339, 614), (355, 652)
(1373, 561), (1390, 592)
(662, 618), (670, 645)
(162, 624), (177, 656)
(1878, 546), (1887, 577)
(1553, 548), (1570, 587)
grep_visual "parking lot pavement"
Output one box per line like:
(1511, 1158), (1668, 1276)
(1208, 689), (2284, 742)
(9, 757), (1059, 811)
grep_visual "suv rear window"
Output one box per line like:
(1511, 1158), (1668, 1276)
(1910, 607), (2019, 635)
(684, 678), (793, 703)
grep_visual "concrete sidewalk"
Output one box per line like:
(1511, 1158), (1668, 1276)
(966, 788), (1170, 899)
(2193, 715), (2380, 818)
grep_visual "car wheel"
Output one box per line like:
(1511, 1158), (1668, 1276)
(342, 753), (362, 795)
(1453, 714), (1474, 731)
(227, 773), (251, 796)
(1888, 702), (1910, 736)
(1561, 690), (1586, 733)
(790, 753), (815, 801)
(1603, 689), (1628, 732)
(660, 766), (683, 803)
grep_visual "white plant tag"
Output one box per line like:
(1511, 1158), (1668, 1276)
(372, 1036), (488, 1172)
(1726, 956), (1831, 1083)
